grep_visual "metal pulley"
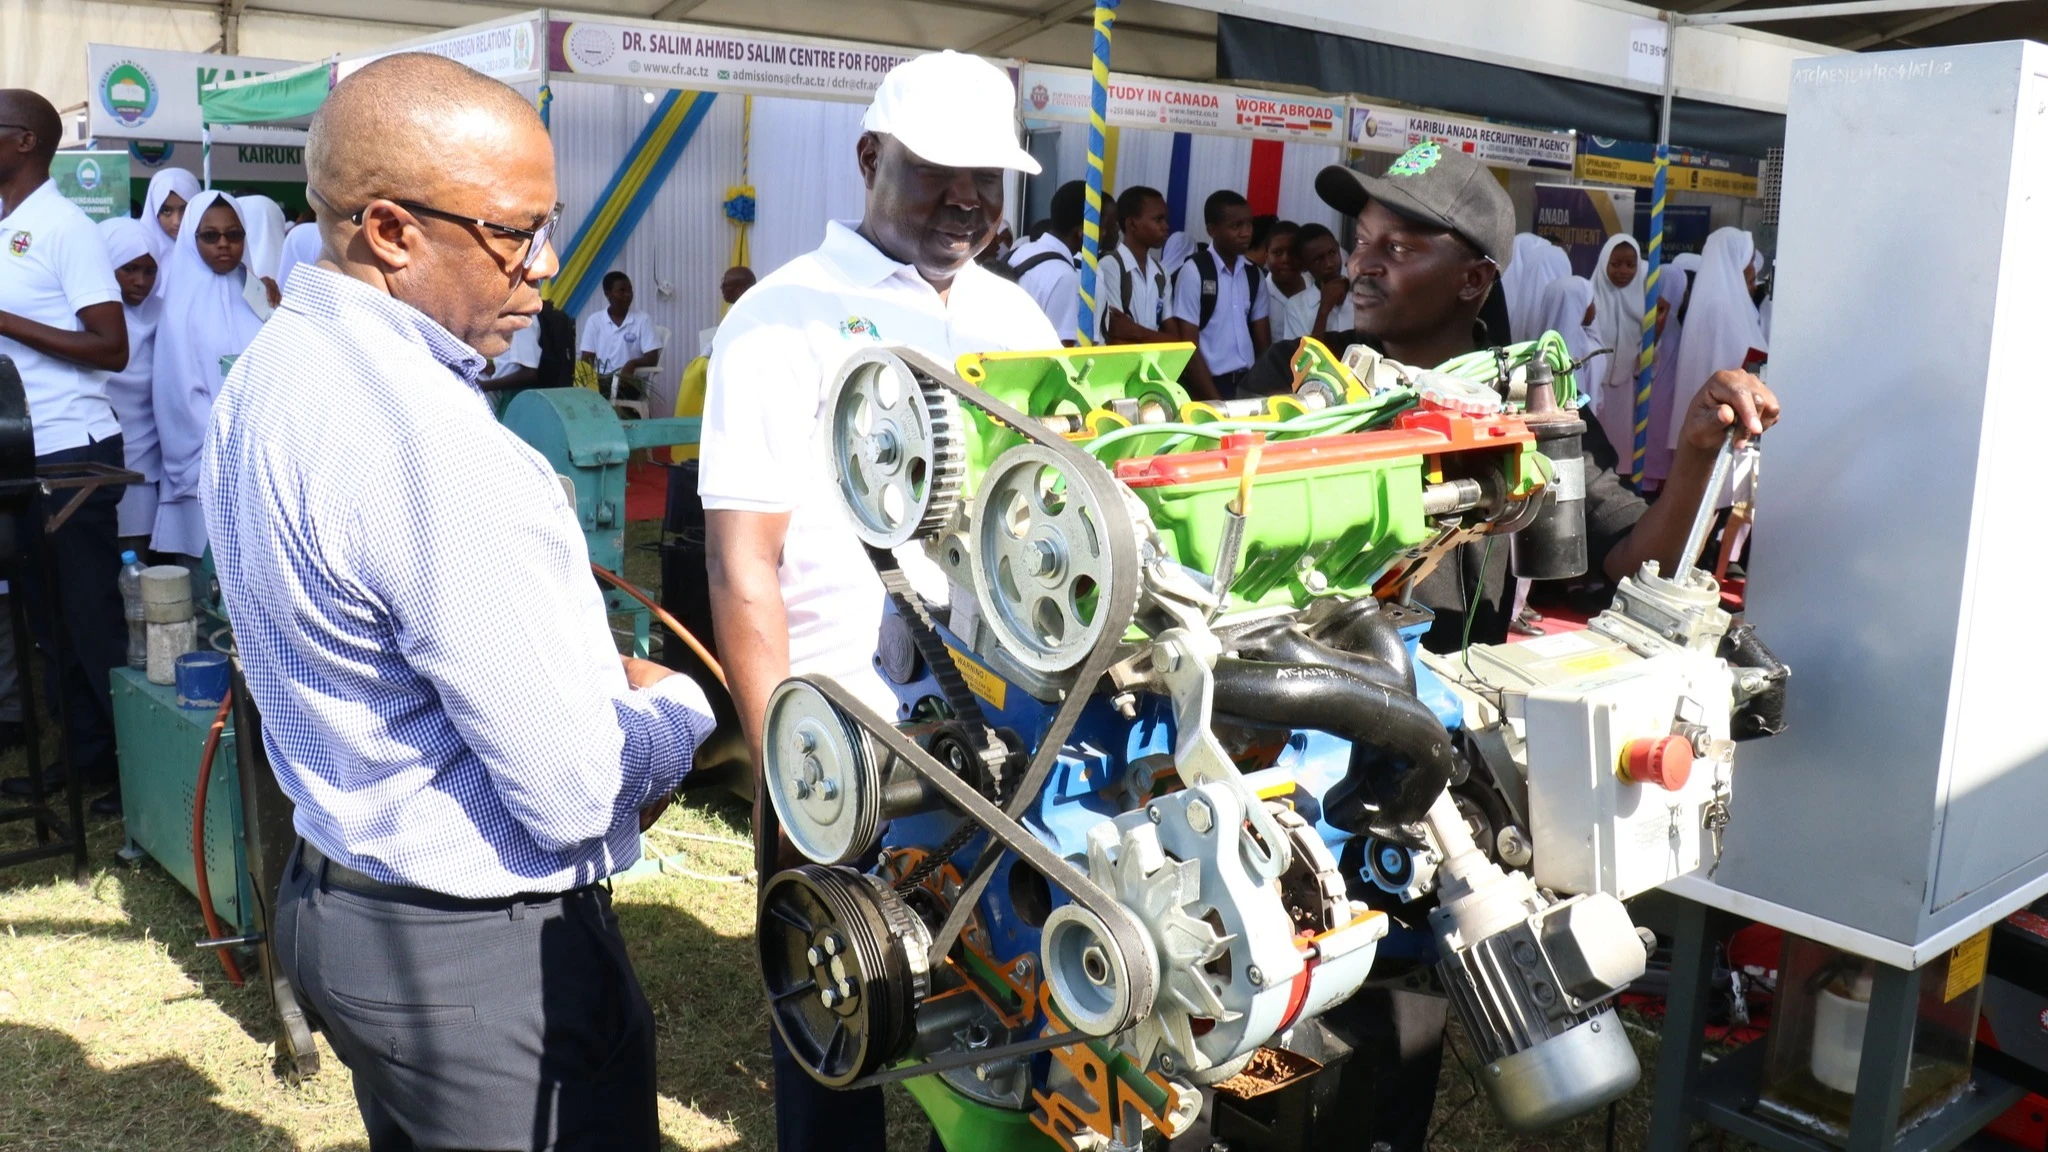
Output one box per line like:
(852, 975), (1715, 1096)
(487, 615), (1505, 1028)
(827, 349), (966, 548)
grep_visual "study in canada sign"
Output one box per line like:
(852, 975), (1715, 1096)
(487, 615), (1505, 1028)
(1020, 66), (1343, 144)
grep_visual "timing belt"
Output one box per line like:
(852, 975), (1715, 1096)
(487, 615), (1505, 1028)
(800, 674), (1156, 1054)
(856, 348), (1143, 962)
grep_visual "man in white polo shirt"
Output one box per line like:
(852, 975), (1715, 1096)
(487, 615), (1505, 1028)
(0, 90), (134, 815)
(699, 50), (1055, 1152)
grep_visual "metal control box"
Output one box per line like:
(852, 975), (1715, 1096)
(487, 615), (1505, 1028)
(1702, 41), (2048, 952)
(1525, 653), (1733, 902)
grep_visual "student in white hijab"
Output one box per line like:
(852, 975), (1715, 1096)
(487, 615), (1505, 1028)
(1641, 251), (1704, 486)
(1502, 233), (1568, 345)
(1586, 233), (1646, 454)
(139, 168), (201, 263)
(151, 190), (264, 563)
(235, 193), (289, 319)
(273, 220), (322, 298)
(97, 218), (165, 544)
(1664, 228), (1765, 455)
(1534, 275), (1599, 367)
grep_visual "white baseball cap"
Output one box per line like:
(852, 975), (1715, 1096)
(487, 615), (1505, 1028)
(862, 51), (1042, 174)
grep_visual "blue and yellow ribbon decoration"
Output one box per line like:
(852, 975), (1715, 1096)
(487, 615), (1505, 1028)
(1076, 0), (1119, 347)
(1631, 144), (1667, 485)
(547, 89), (719, 318)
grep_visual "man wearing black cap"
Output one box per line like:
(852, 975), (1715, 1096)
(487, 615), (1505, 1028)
(1242, 141), (1781, 1148)
(1252, 140), (1780, 652)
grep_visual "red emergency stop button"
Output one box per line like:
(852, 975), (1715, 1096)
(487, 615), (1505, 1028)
(1620, 735), (1694, 790)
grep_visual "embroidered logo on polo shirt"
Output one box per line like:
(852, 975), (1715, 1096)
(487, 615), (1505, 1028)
(6, 231), (30, 257)
(839, 316), (880, 341)
(1387, 140), (1442, 177)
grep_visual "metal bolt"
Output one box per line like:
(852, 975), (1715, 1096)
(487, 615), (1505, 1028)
(807, 945), (825, 967)
(1013, 957), (1033, 980)
(1160, 647), (1181, 673)
(1147, 805), (1163, 824)
(1027, 538), (1063, 577)
(1160, 1053), (1177, 1074)
(1590, 1019), (1601, 1033)
(818, 777), (839, 801)
(791, 773), (813, 801)
(1303, 570), (1329, 593)
(1246, 965), (1264, 987)
(821, 934), (842, 957)
(1185, 797), (1215, 835)
(863, 428), (900, 467)
(838, 978), (856, 1000)
(820, 988), (840, 1008)
(798, 730), (817, 754)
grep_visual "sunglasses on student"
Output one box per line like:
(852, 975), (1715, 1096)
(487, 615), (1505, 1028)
(197, 228), (246, 244)
(352, 198), (563, 277)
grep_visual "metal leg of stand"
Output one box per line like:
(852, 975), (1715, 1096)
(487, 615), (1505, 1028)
(40, 494), (88, 883)
(1648, 898), (1718, 1152)
(7, 579), (45, 845)
(1844, 961), (1920, 1152)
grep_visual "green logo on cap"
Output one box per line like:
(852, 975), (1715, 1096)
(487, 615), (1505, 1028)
(1387, 140), (1442, 178)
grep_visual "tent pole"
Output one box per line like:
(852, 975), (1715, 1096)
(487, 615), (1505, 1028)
(1076, 0), (1119, 347)
(202, 125), (212, 190)
(1633, 9), (1676, 485)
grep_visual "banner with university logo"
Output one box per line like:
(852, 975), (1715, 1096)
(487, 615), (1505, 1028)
(1349, 105), (1576, 171)
(1578, 136), (1762, 197)
(51, 151), (131, 222)
(124, 141), (309, 214)
(1020, 65), (1343, 145)
(546, 18), (914, 102)
(86, 45), (306, 143)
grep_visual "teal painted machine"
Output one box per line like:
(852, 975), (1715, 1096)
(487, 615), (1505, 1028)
(113, 667), (251, 933)
(500, 388), (699, 653)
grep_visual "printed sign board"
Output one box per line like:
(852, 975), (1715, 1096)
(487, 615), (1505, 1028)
(86, 45), (305, 143)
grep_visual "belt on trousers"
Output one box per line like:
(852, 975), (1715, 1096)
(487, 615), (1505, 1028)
(296, 838), (591, 909)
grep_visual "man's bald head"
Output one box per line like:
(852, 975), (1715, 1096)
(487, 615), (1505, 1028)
(307, 53), (544, 215)
(306, 52), (558, 359)
(0, 89), (62, 166)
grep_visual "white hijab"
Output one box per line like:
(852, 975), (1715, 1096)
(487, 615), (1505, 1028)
(152, 190), (264, 506)
(1535, 275), (1599, 369)
(97, 217), (163, 485)
(236, 194), (289, 320)
(140, 168), (201, 263)
(275, 221), (322, 297)
(1503, 233), (1567, 345)
(1587, 235), (1645, 376)
(1665, 228), (1765, 450)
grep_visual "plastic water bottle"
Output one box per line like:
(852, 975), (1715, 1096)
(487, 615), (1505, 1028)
(119, 551), (147, 669)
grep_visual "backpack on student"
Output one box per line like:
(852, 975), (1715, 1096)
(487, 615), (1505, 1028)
(1099, 251), (1168, 331)
(992, 249), (1073, 285)
(1188, 248), (1263, 331)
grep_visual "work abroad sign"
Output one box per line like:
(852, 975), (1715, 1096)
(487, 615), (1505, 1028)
(547, 19), (912, 101)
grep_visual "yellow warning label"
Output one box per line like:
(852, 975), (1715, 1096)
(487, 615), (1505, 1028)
(947, 647), (1007, 711)
(1944, 927), (1992, 1002)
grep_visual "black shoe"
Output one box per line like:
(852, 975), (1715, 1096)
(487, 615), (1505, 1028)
(0, 766), (63, 797)
(89, 790), (122, 818)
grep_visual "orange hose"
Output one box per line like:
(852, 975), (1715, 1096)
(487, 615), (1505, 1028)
(192, 689), (245, 987)
(591, 564), (727, 688)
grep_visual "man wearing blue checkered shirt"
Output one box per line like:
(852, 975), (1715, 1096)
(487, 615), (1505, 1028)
(200, 55), (709, 1152)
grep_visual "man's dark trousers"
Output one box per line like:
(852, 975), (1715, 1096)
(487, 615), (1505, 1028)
(13, 434), (126, 781)
(274, 844), (661, 1151)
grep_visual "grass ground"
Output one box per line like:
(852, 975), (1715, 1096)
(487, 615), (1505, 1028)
(0, 521), (1753, 1149)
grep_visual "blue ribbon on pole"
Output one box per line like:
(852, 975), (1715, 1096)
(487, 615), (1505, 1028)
(1633, 143), (1668, 485)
